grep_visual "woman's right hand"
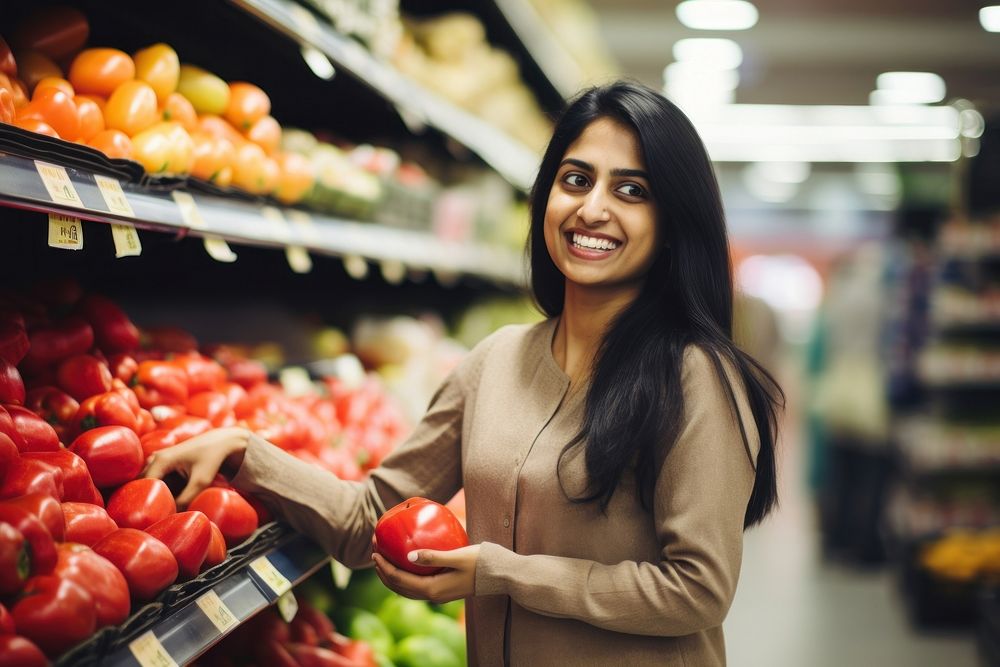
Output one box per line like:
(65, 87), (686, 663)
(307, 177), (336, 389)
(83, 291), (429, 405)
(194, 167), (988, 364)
(143, 427), (252, 507)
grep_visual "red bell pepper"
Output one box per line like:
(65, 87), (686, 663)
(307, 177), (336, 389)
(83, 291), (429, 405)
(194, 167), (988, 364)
(0, 635), (49, 667)
(0, 321), (29, 367)
(150, 404), (185, 424)
(111, 378), (142, 412)
(0, 406), (25, 450)
(1, 493), (65, 542)
(0, 522), (30, 596)
(21, 317), (94, 373)
(11, 574), (97, 657)
(0, 601), (13, 634)
(3, 405), (59, 452)
(226, 358), (268, 390)
(25, 386), (79, 444)
(187, 391), (236, 427)
(140, 428), (177, 459)
(159, 415), (212, 443)
(0, 458), (64, 502)
(188, 487), (258, 547)
(136, 408), (155, 435)
(222, 382), (253, 418)
(23, 450), (103, 506)
(72, 391), (139, 435)
(106, 478), (175, 531)
(170, 354), (226, 394)
(108, 353), (138, 384)
(133, 361), (189, 409)
(0, 432), (17, 484)
(203, 520), (227, 570)
(62, 502), (118, 547)
(0, 505), (55, 576)
(54, 543), (130, 628)
(93, 528), (178, 601)
(79, 294), (140, 354)
(55, 354), (112, 401)
(0, 358), (25, 406)
(145, 510), (212, 580)
(69, 425), (143, 488)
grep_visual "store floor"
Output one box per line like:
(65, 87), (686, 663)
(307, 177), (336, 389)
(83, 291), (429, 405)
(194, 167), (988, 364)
(725, 428), (979, 666)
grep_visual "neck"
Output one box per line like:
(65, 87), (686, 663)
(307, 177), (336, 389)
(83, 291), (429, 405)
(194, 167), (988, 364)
(553, 282), (640, 385)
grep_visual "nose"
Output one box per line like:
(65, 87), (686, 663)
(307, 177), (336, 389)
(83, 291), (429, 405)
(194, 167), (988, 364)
(577, 188), (610, 225)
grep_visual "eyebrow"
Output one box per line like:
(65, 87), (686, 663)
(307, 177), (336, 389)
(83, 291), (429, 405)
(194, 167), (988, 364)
(559, 158), (649, 180)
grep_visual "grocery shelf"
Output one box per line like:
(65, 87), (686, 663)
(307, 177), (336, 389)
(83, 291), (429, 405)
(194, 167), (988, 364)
(229, 0), (540, 191)
(0, 153), (525, 286)
(56, 529), (329, 667)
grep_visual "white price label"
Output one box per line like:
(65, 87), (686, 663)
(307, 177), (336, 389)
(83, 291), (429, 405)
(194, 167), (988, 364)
(111, 223), (142, 257)
(128, 632), (178, 667)
(35, 161), (83, 207)
(203, 236), (238, 263)
(196, 590), (239, 634)
(250, 556), (292, 596)
(331, 559), (352, 589)
(94, 174), (135, 216)
(343, 254), (368, 279)
(171, 191), (207, 229)
(285, 246), (312, 273)
(47, 214), (83, 250)
(277, 591), (299, 623)
(260, 206), (293, 244)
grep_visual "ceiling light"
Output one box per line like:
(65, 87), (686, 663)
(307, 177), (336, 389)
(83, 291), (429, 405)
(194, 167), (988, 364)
(875, 72), (946, 104)
(676, 0), (759, 30)
(672, 38), (743, 70)
(980, 6), (1000, 32)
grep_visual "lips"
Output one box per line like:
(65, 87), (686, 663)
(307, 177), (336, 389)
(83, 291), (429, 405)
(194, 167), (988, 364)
(564, 231), (621, 260)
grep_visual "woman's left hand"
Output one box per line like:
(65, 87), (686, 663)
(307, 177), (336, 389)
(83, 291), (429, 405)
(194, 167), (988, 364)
(372, 544), (480, 604)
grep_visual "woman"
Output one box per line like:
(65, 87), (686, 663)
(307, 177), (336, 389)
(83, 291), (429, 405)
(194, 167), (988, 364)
(146, 81), (783, 666)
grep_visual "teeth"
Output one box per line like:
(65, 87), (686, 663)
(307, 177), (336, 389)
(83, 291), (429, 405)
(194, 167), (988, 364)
(572, 233), (618, 250)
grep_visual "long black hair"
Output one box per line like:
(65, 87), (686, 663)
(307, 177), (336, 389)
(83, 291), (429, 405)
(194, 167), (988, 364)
(529, 81), (783, 528)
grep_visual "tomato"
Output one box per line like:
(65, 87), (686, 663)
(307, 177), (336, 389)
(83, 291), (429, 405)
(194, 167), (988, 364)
(0, 505), (56, 576)
(1, 74), (30, 108)
(177, 64), (229, 115)
(11, 117), (58, 137)
(54, 543), (130, 628)
(93, 528), (178, 601)
(164, 122), (194, 174)
(72, 391), (139, 435)
(3, 405), (59, 453)
(224, 82), (270, 131)
(12, 6), (89, 61)
(107, 478), (176, 531)
(33, 76), (73, 97)
(1, 493), (65, 543)
(24, 450), (102, 506)
(245, 114), (281, 155)
(0, 87), (14, 124)
(374, 497), (469, 575)
(190, 132), (235, 184)
(260, 157), (279, 195)
(73, 94), (104, 141)
(0, 358), (24, 406)
(145, 511), (212, 580)
(0, 636), (48, 667)
(80, 294), (140, 353)
(231, 141), (267, 194)
(62, 502), (118, 546)
(0, 522), (30, 596)
(69, 425), (144, 488)
(56, 354), (113, 401)
(132, 43), (178, 104)
(14, 50), (62, 93)
(188, 488), (258, 547)
(69, 48), (134, 97)
(76, 93), (105, 114)
(12, 574), (97, 657)
(130, 122), (171, 173)
(105, 80), (158, 137)
(87, 128), (132, 159)
(25, 87), (79, 141)
(274, 152), (316, 204)
(161, 91), (197, 130)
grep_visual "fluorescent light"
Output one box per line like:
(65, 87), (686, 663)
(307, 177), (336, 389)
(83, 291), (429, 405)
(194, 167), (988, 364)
(980, 6), (1000, 32)
(875, 72), (946, 104)
(672, 38), (743, 70)
(676, 0), (759, 30)
(664, 62), (741, 91)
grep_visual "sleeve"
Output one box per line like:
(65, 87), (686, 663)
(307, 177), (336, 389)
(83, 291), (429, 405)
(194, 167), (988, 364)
(231, 354), (474, 570)
(473, 347), (760, 637)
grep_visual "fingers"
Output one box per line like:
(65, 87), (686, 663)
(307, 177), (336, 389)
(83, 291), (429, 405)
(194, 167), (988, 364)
(142, 451), (178, 480)
(176, 467), (216, 508)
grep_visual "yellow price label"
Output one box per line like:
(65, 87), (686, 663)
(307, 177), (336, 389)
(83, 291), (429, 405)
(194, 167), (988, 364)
(111, 223), (142, 257)
(343, 254), (368, 280)
(35, 161), (83, 207)
(286, 209), (319, 244)
(250, 556), (292, 596)
(94, 175), (135, 217)
(171, 191), (207, 229)
(260, 206), (293, 244)
(47, 214), (83, 250)
(277, 591), (299, 623)
(128, 631), (178, 667)
(203, 236), (237, 263)
(285, 246), (312, 273)
(331, 559), (352, 589)
(196, 590), (239, 634)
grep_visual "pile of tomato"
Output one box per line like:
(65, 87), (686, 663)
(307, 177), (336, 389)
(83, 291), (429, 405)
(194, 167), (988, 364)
(0, 279), (408, 663)
(0, 6), (315, 203)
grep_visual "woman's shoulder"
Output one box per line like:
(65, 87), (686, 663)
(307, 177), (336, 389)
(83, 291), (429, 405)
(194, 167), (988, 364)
(452, 318), (555, 385)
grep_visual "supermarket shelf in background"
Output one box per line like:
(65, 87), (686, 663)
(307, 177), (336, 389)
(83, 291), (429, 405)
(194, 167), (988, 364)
(230, 0), (540, 191)
(0, 153), (525, 286)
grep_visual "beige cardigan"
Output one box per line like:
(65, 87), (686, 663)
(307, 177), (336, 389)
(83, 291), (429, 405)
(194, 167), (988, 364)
(233, 318), (759, 666)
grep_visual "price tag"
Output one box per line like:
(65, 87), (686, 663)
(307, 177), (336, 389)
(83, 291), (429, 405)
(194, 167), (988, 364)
(196, 590), (239, 634)
(128, 631), (178, 667)
(35, 161), (83, 207)
(47, 214), (83, 250)
(260, 206), (293, 244)
(110, 223), (142, 257)
(171, 191), (207, 229)
(285, 246), (312, 273)
(203, 236), (238, 263)
(343, 254), (369, 280)
(380, 259), (406, 285)
(331, 559), (352, 589)
(94, 174), (135, 216)
(276, 591), (299, 623)
(250, 555), (292, 596)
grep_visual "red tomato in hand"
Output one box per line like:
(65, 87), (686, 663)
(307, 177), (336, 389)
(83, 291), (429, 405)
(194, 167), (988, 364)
(1, 493), (64, 542)
(54, 543), (130, 628)
(107, 478), (176, 530)
(24, 450), (103, 506)
(188, 487), (258, 547)
(62, 502), (118, 546)
(56, 353), (112, 401)
(93, 528), (177, 601)
(374, 497), (469, 575)
(69, 425), (143, 488)
(145, 510), (211, 580)
(11, 574), (96, 657)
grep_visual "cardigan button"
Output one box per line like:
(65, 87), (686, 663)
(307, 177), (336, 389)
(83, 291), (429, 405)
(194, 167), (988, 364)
(503, 517), (510, 528)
